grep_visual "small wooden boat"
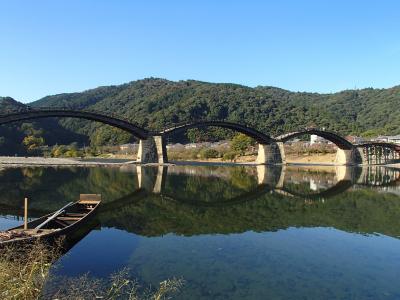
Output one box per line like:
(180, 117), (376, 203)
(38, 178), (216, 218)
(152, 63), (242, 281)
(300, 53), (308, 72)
(0, 194), (101, 247)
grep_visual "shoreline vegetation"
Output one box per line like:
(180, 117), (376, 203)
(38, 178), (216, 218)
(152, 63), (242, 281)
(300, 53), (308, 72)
(0, 241), (184, 300)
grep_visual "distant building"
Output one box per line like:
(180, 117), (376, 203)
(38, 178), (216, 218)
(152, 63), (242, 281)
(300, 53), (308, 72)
(119, 143), (137, 151)
(184, 142), (212, 149)
(285, 138), (301, 145)
(310, 134), (328, 145)
(166, 143), (184, 150)
(373, 135), (400, 144)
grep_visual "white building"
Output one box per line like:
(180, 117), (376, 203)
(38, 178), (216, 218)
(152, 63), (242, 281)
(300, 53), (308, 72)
(119, 143), (138, 151)
(374, 135), (400, 144)
(310, 134), (328, 145)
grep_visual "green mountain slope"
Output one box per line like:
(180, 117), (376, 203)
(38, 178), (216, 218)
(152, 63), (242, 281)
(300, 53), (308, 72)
(1, 78), (400, 154)
(31, 78), (400, 135)
(0, 97), (87, 155)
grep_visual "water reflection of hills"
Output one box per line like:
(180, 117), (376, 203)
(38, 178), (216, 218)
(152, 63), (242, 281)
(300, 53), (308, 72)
(0, 167), (140, 213)
(99, 189), (400, 238)
(0, 164), (399, 238)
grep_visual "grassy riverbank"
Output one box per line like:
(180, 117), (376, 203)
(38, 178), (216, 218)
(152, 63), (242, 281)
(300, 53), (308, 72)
(0, 241), (184, 299)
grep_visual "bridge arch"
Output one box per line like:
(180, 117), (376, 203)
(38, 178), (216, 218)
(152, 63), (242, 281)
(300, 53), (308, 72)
(161, 120), (275, 144)
(275, 128), (354, 150)
(277, 179), (353, 200)
(275, 129), (362, 165)
(0, 109), (149, 139)
(160, 121), (284, 164)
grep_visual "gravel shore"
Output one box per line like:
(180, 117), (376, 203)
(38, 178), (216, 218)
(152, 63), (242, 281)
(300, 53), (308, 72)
(0, 156), (136, 166)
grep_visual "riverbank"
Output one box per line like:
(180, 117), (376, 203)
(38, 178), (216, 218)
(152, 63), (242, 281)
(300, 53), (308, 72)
(173, 153), (337, 164)
(0, 156), (136, 166)
(0, 155), (399, 170)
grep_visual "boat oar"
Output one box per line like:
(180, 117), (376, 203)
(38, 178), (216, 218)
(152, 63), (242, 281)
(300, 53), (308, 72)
(35, 202), (74, 230)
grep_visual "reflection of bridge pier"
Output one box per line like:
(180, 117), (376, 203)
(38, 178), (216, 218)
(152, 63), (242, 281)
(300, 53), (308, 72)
(136, 166), (155, 192)
(255, 165), (359, 199)
(136, 166), (168, 193)
(132, 164), (400, 208)
(356, 166), (400, 186)
(256, 165), (285, 188)
(153, 166), (168, 194)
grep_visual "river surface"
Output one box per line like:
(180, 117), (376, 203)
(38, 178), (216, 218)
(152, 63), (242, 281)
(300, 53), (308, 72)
(1, 164), (400, 299)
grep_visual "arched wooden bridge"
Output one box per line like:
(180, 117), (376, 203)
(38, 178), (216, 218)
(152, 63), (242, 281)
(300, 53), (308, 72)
(161, 120), (275, 144)
(0, 108), (399, 165)
(0, 108), (149, 139)
(276, 128), (354, 150)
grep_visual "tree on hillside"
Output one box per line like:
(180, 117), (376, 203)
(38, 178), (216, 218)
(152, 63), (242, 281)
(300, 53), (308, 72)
(231, 134), (256, 155)
(21, 123), (45, 155)
(23, 135), (45, 154)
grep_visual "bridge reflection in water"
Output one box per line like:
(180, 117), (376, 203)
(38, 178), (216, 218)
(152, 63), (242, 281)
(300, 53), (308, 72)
(0, 163), (398, 300)
(129, 164), (400, 200)
(0, 165), (400, 238)
(94, 164), (400, 239)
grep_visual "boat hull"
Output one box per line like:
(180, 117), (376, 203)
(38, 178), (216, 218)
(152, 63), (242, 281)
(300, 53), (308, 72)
(0, 200), (101, 248)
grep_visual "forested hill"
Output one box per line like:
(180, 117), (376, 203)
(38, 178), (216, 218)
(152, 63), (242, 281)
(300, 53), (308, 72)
(31, 78), (400, 137)
(1, 78), (400, 153)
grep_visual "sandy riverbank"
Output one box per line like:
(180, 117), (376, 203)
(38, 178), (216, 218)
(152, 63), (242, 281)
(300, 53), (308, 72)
(0, 156), (136, 166)
(1, 155), (398, 169)
(185, 153), (337, 164)
(0, 153), (337, 166)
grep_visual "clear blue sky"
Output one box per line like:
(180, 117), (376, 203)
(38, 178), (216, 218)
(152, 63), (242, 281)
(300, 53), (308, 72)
(1, 0), (400, 102)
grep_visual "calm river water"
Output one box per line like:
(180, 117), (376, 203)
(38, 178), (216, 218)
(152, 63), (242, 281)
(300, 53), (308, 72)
(1, 164), (400, 299)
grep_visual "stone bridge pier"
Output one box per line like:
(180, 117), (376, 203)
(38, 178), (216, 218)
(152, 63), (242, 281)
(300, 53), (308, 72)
(256, 142), (285, 164)
(137, 136), (168, 164)
(334, 148), (364, 165)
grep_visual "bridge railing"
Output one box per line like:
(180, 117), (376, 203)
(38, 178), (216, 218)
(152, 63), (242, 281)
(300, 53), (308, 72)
(356, 142), (400, 152)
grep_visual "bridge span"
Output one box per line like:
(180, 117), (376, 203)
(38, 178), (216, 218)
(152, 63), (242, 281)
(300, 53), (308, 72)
(0, 108), (399, 165)
(0, 109), (149, 139)
(161, 120), (275, 144)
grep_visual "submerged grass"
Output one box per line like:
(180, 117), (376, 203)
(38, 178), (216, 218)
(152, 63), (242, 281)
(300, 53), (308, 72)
(0, 240), (184, 300)
(0, 240), (60, 300)
(46, 269), (184, 300)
